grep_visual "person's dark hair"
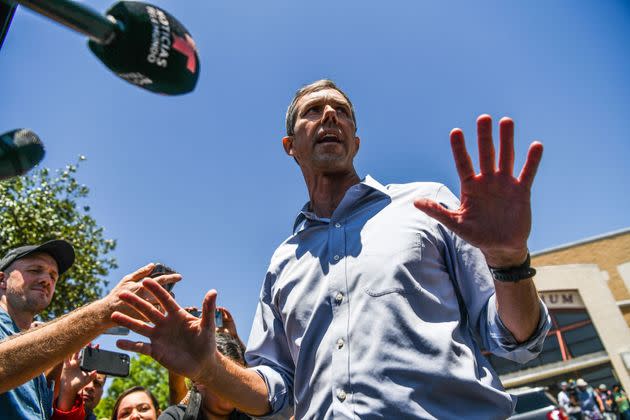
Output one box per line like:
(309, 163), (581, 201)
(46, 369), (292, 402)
(216, 332), (245, 366)
(285, 79), (357, 136)
(111, 386), (160, 420)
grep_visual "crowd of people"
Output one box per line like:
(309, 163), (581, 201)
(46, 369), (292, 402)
(2, 79), (560, 419)
(0, 239), (254, 419)
(557, 379), (630, 420)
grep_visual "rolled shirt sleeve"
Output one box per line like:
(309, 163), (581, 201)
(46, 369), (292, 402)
(482, 295), (551, 363)
(245, 272), (295, 417)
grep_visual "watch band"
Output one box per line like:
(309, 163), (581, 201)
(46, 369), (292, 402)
(488, 252), (537, 282)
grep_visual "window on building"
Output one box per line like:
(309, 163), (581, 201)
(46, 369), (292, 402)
(484, 307), (604, 376)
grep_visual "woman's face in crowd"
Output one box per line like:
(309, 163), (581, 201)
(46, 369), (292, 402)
(116, 391), (158, 420)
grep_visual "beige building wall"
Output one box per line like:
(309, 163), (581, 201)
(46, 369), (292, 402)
(533, 264), (630, 391)
(532, 228), (630, 325)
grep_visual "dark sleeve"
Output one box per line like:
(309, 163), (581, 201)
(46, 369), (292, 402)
(158, 404), (186, 420)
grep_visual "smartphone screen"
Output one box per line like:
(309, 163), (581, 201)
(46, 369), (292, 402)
(215, 309), (223, 328)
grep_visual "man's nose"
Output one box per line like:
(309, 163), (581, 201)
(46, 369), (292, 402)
(38, 274), (53, 286)
(322, 104), (339, 124)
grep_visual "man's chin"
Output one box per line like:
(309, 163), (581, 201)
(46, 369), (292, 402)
(82, 396), (95, 409)
(26, 297), (51, 314)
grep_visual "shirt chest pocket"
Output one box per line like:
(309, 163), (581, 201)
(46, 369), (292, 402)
(350, 234), (426, 297)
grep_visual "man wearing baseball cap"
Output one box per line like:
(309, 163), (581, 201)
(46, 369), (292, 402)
(0, 239), (75, 419)
(0, 240), (182, 419)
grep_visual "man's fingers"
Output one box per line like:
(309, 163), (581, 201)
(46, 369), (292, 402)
(116, 339), (152, 356)
(142, 278), (183, 315)
(450, 129), (475, 182)
(498, 117), (515, 175)
(119, 290), (166, 325)
(111, 311), (154, 337)
(152, 273), (182, 294)
(477, 114), (496, 175)
(518, 141), (544, 189)
(413, 198), (460, 232)
(122, 263), (155, 283)
(200, 290), (218, 333)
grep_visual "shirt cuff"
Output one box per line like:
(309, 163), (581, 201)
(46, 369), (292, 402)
(248, 365), (291, 418)
(483, 295), (552, 363)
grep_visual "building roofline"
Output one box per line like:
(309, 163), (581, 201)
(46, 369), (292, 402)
(533, 227), (630, 257)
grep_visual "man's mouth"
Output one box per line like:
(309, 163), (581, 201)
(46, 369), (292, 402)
(317, 133), (341, 144)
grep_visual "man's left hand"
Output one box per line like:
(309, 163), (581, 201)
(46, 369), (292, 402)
(414, 115), (543, 267)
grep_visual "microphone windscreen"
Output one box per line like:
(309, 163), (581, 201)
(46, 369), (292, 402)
(0, 129), (45, 180)
(88, 2), (199, 95)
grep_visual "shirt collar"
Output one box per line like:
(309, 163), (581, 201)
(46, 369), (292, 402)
(292, 175), (390, 235)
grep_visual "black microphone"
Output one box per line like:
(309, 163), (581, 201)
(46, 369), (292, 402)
(11, 0), (199, 95)
(0, 129), (45, 181)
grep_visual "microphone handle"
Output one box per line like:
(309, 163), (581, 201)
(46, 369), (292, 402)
(11, 0), (118, 44)
(0, 2), (18, 50)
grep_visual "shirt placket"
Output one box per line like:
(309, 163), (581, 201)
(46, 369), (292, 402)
(328, 216), (354, 419)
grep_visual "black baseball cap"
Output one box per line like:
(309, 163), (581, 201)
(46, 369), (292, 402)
(0, 240), (75, 276)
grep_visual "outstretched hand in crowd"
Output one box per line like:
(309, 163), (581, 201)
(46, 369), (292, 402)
(112, 278), (219, 384)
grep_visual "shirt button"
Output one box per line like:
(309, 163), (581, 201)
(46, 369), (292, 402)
(336, 338), (344, 349)
(336, 389), (347, 402)
(335, 222), (341, 228)
(333, 255), (340, 261)
(335, 292), (344, 303)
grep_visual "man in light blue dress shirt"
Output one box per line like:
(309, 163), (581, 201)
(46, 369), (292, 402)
(112, 79), (551, 419)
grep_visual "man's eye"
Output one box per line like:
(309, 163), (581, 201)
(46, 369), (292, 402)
(305, 106), (321, 115)
(336, 107), (349, 116)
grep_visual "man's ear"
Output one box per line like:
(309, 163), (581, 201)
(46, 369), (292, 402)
(353, 136), (361, 155)
(282, 136), (294, 157)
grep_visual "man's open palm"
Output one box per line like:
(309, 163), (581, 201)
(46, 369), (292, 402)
(414, 115), (543, 267)
(112, 279), (219, 383)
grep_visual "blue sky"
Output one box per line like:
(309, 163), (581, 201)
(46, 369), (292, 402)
(1, 1), (629, 355)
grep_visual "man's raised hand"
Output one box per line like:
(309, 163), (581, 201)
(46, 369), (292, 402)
(414, 115), (543, 267)
(112, 278), (219, 383)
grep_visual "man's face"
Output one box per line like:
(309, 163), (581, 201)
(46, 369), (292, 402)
(80, 374), (106, 412)
(0, 253), (59, 315)
(283, 88), (360, 175)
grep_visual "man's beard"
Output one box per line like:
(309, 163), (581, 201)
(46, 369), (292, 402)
(8, 289), (50, 316)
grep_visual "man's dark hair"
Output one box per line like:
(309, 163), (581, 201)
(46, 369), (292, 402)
(285, 79), (357, 136)
(216, 332), (245, 366)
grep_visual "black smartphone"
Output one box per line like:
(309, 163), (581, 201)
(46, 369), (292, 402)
(150, 263), (176, 292)
(80, 347), (130, 377)
(102, 326), (130, 335)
